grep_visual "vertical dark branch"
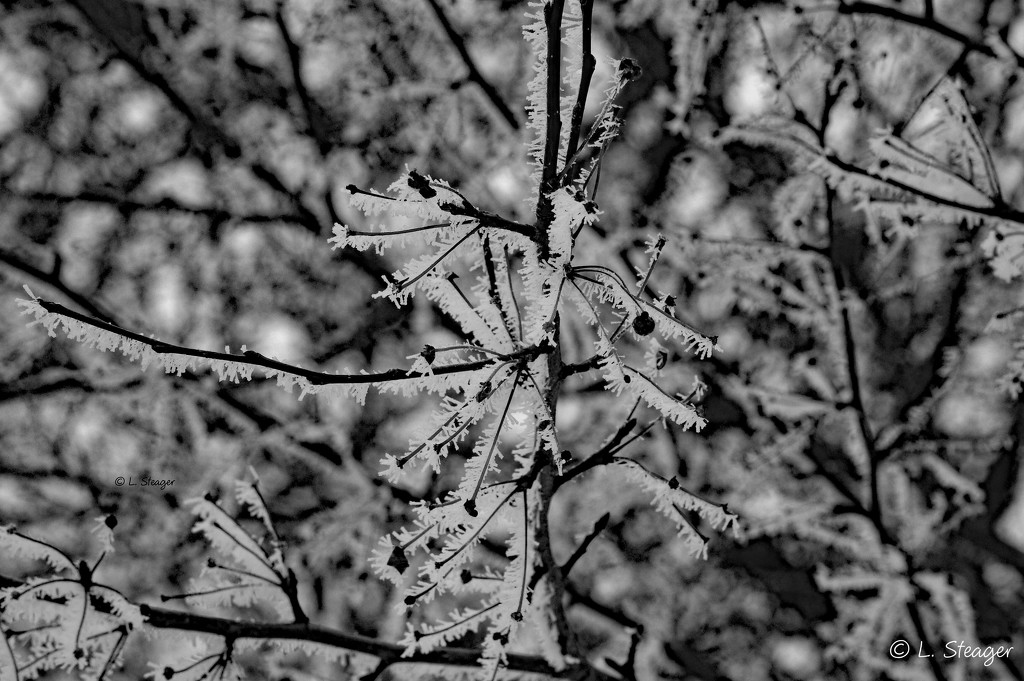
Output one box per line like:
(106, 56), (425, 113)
(540, 0), (566, 199)
(535, 0), (567, 257)
(563, 0), (595, 170)
(824, 187), (881, 526)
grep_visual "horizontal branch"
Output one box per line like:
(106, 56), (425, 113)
(138, 603), (611, 679)
(29, 298), (551, 386)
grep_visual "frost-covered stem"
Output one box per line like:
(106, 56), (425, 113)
(482, 236), (520, 341)
(540, 0), (566, 199)
(31, 298), (551, 385)
(536, 0), (567, 257)
(537, 460), (582, 667)
(134, 603), (617, 678)
(563, 0), (595, 171)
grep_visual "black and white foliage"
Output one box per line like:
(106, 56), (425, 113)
(2, 0), (1024, 680)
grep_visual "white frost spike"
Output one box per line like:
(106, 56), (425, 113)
(550, 187), (597, 261)
(593, 333), (707, 431)
(187, 497), (281, 584)
(0, 525), (75, 572)
(521, 0), (558, 195)
(617, 458), (740, 559)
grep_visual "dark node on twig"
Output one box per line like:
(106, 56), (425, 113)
(511, 611), (524, 622)
(617, 58), (642, 82)
(461, 569), (473, 584)
(73, 647), (84, 659)
(203, 491), (218, 503)
(632, 311), (655, 336)
(407, 170), (437, 199)
(421, 345), (436, 364)
(404, 594), (417, 605)
(207, 557), (217, 568)
(414, 630), (424, 641)
(464, 499), (478, 517)
(163, 667), (175, 679)
(345, 184), (358, 194)
(668, 476), (679, 489)
(623, 374), (631, 383)
(105, 514), (117, 529)
(476, 381), (493, 402)
(560, 450), (572, 463)
(493, 630), (509, 644)
(388, 545), (410, 574)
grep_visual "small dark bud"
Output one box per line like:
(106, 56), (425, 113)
(407, 170), (437, 198)
(632, 311), (655, 336)
(668, 476), (680, 489)
(665, 295), (676, 307)
(74, 648), (84, 659)
(414, 630), (424, 641)
(421, 345), (436, 364)
(345, 184), (358, 194)
(560, 450), (572, 463)
(388, 545), (410, 574)
(461, 569), (473, 584)
(207, 557), (217, 568)
(105, 514), (117, 529)
(475, 381), (493, 402)
(464, 499), (478, 517)
(623, 374), (631, 383)
(617, 58), (642, 82)
(203, 491), (218, 503)
(404, 595), (417, 605)
(511, 611), (524, 622)
(164, 667), (175, 679)
(656, 350), (668, 370)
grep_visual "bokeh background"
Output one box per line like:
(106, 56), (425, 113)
(1, 0), (1023, 679)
